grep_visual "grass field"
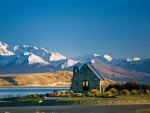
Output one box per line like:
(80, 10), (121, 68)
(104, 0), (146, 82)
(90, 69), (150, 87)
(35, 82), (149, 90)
(135, 108), (150, 113)
(0, 97), (42, 102)
(0, 94), (150, 102)
(60, 95), (150, 101)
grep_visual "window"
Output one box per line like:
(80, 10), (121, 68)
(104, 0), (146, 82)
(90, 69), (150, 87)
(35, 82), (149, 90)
(83, 80), (89, 91)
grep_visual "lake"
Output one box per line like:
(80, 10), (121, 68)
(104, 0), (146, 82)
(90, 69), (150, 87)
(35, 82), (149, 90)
(0, 87), (70, 98)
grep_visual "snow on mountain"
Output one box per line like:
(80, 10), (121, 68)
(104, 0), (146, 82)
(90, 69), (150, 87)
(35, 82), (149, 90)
(73, 54), (100, 63)
(127, 57), (141, 62)
(0, 41), (67, 66)
(58, 59), (80, 69)
(50, 52), (66, 61)
(103, 55), (113, 61)
(1, 40), (150, 82)
(0, 41), (14, 56)
(91, 58), (150, 83)
(13, 45), (67, 62)
(28, 54), (49, 65)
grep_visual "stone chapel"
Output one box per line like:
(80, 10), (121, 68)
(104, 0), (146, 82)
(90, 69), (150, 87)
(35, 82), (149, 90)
(70, 63), (106, 93)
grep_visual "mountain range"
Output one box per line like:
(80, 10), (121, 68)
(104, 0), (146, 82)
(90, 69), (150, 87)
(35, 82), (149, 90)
(0, 41), (150, 83)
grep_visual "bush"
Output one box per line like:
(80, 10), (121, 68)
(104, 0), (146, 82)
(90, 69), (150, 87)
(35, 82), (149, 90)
(28, 93), (38, 98)
(19, 95), (24, 99)
(90, 89), (100, 95)
(109, 88), (118, 93)
(130, 89), (139, 95)
(66, 90), (74, 94)
(53, 90), (59, 96)
(145, 89), (150, 95)
(104, 91), (113, 98)
(74, 93), (82, 97)
(85, 91), (92, 97)
(55, 91), (61, 96)
(45, 92), (54, 97)
(42, 96), (47, 100)
(123, 79), (141, 91)
(61, 91), (67, 95)
(121, 89), (130, 95)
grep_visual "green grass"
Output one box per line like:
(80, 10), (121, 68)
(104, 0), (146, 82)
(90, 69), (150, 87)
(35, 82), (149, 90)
(135, 108), (150, 113)
(60, 95), (150, 101)
(0, 97), (42, 103)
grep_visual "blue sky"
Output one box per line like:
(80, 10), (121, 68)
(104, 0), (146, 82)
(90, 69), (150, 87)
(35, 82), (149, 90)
(0, 0), (150, 58)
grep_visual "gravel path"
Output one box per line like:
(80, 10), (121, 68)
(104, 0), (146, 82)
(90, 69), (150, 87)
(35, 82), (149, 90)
(0, 105), (150, 113)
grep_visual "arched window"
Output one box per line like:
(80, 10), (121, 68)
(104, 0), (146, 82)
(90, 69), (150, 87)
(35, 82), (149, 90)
(83, 80), (89, 91)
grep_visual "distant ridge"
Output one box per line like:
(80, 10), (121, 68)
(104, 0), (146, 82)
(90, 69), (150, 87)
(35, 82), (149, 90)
(0, 41), (150, 83)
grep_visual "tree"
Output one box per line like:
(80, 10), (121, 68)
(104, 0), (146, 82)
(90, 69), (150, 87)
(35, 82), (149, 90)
(142, 83), (150, 90)
(123, 79), (141, 91)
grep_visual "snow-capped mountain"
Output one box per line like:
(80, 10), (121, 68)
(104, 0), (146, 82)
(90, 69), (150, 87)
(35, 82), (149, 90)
(72, 54), (113, 63)
(0, 41), (66, 73)
(0, 41), (150, 83)
(0, 41), (66, 66)
(58, 59), (81, 69)
(91, 58), (150, 83)
(0, 41), (14, 56)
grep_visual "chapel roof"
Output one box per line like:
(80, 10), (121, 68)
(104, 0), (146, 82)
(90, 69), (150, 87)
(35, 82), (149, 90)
(85, 64), (105, 80)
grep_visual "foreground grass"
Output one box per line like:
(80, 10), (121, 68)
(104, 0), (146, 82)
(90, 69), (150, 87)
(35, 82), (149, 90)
(1, 95), (150, 102)
(135, 108), (150, 113)
(0, 97), (42, 102)
(60, 95), (150, 101)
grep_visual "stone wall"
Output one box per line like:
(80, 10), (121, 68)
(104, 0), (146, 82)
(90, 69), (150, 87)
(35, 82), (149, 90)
(71, 65), (101, 93)
(1, 99), (150, 107)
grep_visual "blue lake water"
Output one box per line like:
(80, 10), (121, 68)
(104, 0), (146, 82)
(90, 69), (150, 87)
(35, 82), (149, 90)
(0, 87), (70, 98)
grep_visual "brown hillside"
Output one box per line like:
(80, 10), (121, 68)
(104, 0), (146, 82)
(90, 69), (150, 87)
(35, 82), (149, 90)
(0, 71), (73, 86)
(0, 71), (115, 87)
(91, 59), (150, 79)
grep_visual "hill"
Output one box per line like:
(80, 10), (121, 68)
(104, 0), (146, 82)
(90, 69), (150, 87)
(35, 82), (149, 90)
(0, 71), (116, 86)
(0, 71), (72, 86)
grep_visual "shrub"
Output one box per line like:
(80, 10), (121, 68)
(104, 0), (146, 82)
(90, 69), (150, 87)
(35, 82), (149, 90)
(45, 92), (54, 97)
(90, 89), (100, 95)
(42, 96), (47, 100)
(123, 79), (141, 91)
(61, 91), (66, 95)
(28, 93), (38, 98)
(109, 88), (118, 93)
(145, 89), (150, 95)
(130, 89), (139, 95)
(104, 91), (113, 98)
(55, 91), (61, 96)
(74, 93), (82, 97)
(85, 91), (92, 97)
(66, 90), (74, 94)
(19, 95), (24, 99)
(142, 84), (150, 90)
(13, 94), (16, 98)
(121, 89), (130, 95)
(140, 93), (144, 96)
(53, 90), (59, 96)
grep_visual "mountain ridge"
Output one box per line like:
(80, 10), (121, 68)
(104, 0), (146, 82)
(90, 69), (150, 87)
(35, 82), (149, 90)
(0, 41), (150, 83)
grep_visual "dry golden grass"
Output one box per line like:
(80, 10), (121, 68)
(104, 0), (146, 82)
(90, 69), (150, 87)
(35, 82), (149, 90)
(0, 78), (13, 86)
(0, 71), (116, 87)
(0, 71), (73, 86)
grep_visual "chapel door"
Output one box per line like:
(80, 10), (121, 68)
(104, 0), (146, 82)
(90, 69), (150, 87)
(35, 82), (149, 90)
(83, 80), (89, 91)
